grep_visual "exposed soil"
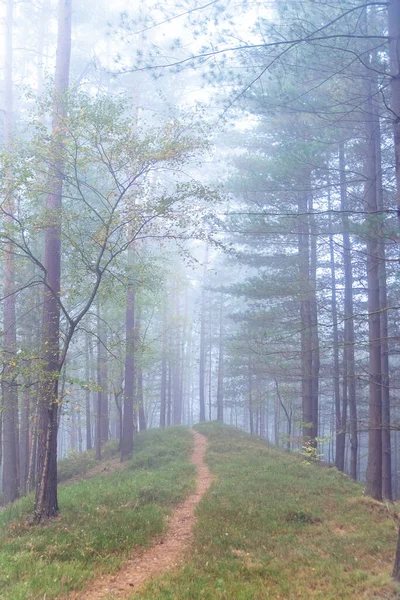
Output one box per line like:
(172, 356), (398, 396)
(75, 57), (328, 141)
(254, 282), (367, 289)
(69, 429), (212, 600)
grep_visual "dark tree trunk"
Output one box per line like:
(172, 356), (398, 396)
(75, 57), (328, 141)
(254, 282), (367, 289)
(95, 300), (103, 460)
(19, 387), (30, 495)
(339, 142), (357, 480)
(388, 0), (400, 226)
(34, 0), (71, 523)
(309, 195), (319, 444)
(375, 104), (393, 501)
(27, 392), (39, 493)
(364, 80), (383, 502)
(2, 0), (19, 506)
(328, 187), (344, 471)
(298, 183), (314, 447)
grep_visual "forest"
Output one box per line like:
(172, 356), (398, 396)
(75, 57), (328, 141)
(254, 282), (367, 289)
(1, 0), (400, 597)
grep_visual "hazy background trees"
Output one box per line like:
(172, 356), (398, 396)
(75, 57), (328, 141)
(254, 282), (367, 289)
(1, 0), (400, 524)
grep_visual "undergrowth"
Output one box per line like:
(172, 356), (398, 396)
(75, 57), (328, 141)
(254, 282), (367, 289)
(0, 427), (195, 600)
(135, 422), (399, 600)
(57, 439), (119, 483)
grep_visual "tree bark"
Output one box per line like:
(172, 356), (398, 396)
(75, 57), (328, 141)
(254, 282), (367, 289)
(388, 0), (400, 226)
(216, 292), (224, 423)
(298, 180), (314, 447)
(339, 141), (357, 480)
(34, 0), (71, 523)
(160, 299), (167, 428)
(199, 249), (208, 422)
(375, 103), (393, 501)
(364, 79), (383, 502)
(2, 0), (19, 506)
(85, 332), (92, 450)
(121, 244), (135, 461)
(327, 186), (344, 471)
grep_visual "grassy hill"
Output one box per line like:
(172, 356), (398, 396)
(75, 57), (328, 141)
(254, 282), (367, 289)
(0, 428), (195, 599)
(137, 422), (399, 600)
(0, 423), (398, 599)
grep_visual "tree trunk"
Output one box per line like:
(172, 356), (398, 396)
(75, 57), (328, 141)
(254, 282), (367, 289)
(199, 250), (208, 422)
(309, 195), (319, 444)
(160, 300), (167, 428)
(364, 79), (383, 502)
(199, 270), (206, 423)
(375, 103), (393, 500)
(328, 186), (344, 471)
(388, 0), (400, 227)
(172, 290), (182, 425)
(19, 387), (30, 495)
(216, 292), (224, 422)
(85, 332), (92, 450)
(2, 0), (19, 506)
(298, 181), (314, 447)
(121, 244), (135, 461)
(339, 141), (357, 480)
(95, 300), (103, 460)
(34, 0), (71, 523)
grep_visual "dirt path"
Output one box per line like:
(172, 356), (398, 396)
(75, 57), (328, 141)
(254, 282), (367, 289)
(70, 429), (212, 600)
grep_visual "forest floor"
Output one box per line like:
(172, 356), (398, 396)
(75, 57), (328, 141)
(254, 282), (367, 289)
(134, 423), (400, 600)
(0, 428), (196, 599)
(0, 424), (399, 599)
(72, 430), (213, 599)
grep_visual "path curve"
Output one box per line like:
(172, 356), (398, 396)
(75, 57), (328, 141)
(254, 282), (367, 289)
(70, 429), (212, 599)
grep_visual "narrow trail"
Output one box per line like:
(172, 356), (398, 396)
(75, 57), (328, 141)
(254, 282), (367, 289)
(70, 430), (212, 600)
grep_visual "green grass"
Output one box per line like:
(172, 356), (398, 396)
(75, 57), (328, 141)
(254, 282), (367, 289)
(57, 439), (119, 483)
(0, 427), (195, 600)
(135, 422), (399, 600)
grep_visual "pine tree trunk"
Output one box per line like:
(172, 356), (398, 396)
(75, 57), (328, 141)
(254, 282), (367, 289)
(375, 103), (393, 500)
(309, 196), (319, 444)
(364, 79), (383, 502)
(298, 184), (314, 447)
(328, 187), (344, 470)
(339, 141), (357, 480)
(388, 0), (400, 227)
